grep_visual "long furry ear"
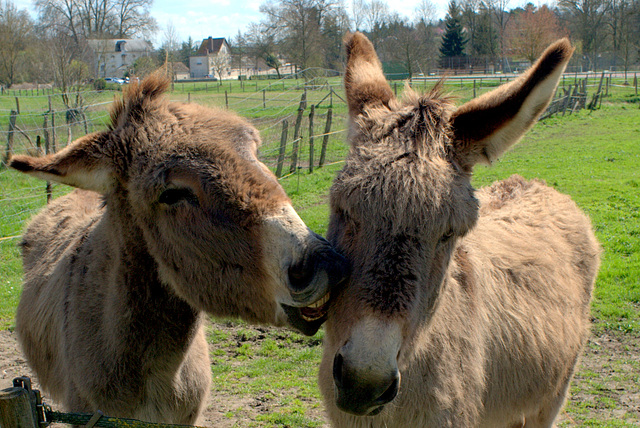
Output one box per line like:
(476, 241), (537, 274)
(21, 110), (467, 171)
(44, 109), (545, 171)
(109, 69), (171, 130)
(450, 38), (574, 169)
(343, 32), (395, 117)
(9, 132), (115, 193)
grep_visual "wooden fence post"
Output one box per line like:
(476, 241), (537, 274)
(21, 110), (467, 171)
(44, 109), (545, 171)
(473, 80), (476, 98)
(225, 91), (228, 109)
(275, 120), (288, 178)
(289, 92), (306, 173)
(308, 105), (315, 173)
(3, 110), (17, 164)
(43, 112), (52, 202)
(634, 73), (637, 95)
(15, 97), (20, 114)
(263, 89), (266, 109)
(0, 387), (40, 428)
(319, 107), (332, 168)
(48, 97), (56, 153)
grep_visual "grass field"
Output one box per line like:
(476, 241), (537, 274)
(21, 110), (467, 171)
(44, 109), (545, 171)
(0, 77), (638, 426)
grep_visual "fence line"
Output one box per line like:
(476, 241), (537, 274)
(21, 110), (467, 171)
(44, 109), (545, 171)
(1, 74), (636, 240)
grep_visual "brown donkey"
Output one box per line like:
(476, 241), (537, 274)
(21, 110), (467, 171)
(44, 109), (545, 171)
(9, 74), (348, 424)
(319, 33), (600, 427)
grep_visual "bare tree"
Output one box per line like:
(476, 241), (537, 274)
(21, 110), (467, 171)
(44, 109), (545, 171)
(161, 22), (180, 59)
(0, 0), (35, 86)
(608, 0), (637, 77)
(113, 0), (156, 38)
(35, 0), (156, 42)
(351, 0), (366, 30)
(485, 0), (511, 69)
(363, 0), (389, 31)
(506, 4), (566, 63)
(560, 0), (611, 70)
(415, 0), (436, 25)
(210, 51), (230, 83)
(260, 0), (338, 70)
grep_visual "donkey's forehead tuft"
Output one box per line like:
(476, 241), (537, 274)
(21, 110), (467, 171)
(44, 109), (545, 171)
(109, 71), (172, 131)
(354, 90), (455, 158)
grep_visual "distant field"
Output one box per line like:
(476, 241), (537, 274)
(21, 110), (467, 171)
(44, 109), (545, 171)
(0, 77), (638, 426)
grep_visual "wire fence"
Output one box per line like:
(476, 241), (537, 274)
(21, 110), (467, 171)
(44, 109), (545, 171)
(0, 73), (352, 241)
(1, 71), (638, 241)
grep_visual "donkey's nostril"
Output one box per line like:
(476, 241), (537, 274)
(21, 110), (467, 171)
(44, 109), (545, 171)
(333, 352), (345, 388)
(375, 375), (399, 405)
(288, 260), (315, 291)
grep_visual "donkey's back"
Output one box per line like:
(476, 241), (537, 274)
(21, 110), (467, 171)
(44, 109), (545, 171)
(18, 190), (104, 402)
(471, 175), (599, 425)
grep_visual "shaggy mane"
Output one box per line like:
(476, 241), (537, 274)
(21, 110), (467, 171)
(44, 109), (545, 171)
(357, 81), (455, 157)
(109, 70), (172, 131)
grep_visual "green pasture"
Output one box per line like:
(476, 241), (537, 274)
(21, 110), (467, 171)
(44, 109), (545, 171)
(0, 77), (638, 426)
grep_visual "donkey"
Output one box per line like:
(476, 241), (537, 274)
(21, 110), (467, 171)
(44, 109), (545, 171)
(9, 73), (348, 424)
(319, 33), (601, 427)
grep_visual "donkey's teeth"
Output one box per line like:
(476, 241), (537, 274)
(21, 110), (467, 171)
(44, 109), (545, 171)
(300, 293), (330, 322)
(308, 293), (330, 309)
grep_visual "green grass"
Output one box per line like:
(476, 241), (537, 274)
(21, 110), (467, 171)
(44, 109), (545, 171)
(0, 81), (638, 425)
(283, 101), (640, 334)
(205, 321), (326, 427)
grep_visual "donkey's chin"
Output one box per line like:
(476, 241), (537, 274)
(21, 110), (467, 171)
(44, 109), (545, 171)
(281, 292), (331, 336)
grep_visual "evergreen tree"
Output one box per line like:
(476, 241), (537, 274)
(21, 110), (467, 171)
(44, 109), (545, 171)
(439, 1), (467, 62)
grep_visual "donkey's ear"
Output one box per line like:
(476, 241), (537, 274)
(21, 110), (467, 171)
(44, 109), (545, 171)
(344, 32), (395, 117)
(450, 39), (574, 169)
(9, 132), (116, 193)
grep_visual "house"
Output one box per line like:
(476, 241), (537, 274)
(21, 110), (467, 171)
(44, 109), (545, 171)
(88, 39), (153, 78)
(189, 37), (231, 79)
(168, 62), (190, 80)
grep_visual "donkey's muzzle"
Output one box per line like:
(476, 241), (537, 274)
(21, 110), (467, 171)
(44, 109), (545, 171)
(281, 238), (349, 335)
(287, 236), (349, 301)
(332, 350), (400, 416)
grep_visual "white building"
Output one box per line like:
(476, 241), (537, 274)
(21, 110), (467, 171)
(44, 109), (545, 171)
(189, 37), (231, 79)
(88, 39), (154, 78)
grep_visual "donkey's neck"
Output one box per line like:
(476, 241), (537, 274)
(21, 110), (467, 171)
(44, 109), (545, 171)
(97, 193), (202, 359)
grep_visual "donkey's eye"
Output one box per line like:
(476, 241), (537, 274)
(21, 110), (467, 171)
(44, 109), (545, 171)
(159, 188), (199, 206)
(440, 230), (455, 244)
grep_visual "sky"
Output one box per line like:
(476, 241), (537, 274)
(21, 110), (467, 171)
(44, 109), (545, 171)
(151, 0), (457, 45)
(11, 0), (520, 48)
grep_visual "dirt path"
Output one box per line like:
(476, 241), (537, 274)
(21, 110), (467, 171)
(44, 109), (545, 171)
(2, 327), (638, 427)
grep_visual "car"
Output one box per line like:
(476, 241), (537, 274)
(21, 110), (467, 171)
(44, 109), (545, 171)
(105, 77), (125, 84)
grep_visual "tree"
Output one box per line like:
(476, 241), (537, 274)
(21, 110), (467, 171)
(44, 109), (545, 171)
(259, 0), (339, 71)
(158, 22), (180, 65)
(0, 1), (35, 86)
(351, 0), (366, 30)
(363, 0), (389, 31)
(210, 51), (230, 83)
(472, 3), (498, 59)
(131, 55), (158, 77)
(607, 0), (637, 78)
(506, 4), (565, 63)
(440, 0), (467, 66)
(384, 15), (427, 78)
(112, 0), (156, 38)
(485, 0), (512, 67)
(178, 37), (197, 67)
(264, 52), (282, 77)
(460, 0), (480, 55)
(35, 0), (156, 44)
(559, 0), (610, 70)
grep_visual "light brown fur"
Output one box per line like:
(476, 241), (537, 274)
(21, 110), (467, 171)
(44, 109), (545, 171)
(10, 72), (348, 424)
(319, 33), (600, 427)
